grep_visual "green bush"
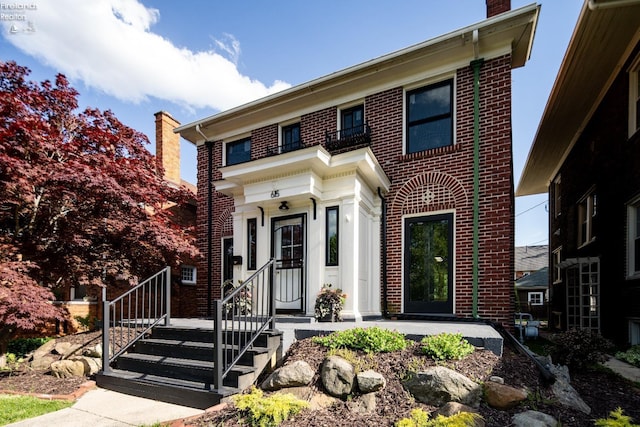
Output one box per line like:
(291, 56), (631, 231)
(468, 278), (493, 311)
(312, 327), (408, 353)
(421, 333), (475, 361)
(232, 386), (309, 427)
(550, 329), (614, 371)
(7, 337), (51, 359)
(595, 407), (640, 427)
(396, 408), (482, 427)
(615, 345), (640, 368)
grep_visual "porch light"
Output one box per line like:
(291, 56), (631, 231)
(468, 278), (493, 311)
(279, 201), (289, 211)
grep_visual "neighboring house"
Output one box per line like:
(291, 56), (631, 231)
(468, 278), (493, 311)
(176, 1), (539, 327)
(515, 266), (548, 320)
(517, 1), (640, 346)
(514, 245), (548, 279)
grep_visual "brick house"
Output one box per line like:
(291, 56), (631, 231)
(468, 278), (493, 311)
(517, 1), (640, 346)
(176, 1), (539, 327)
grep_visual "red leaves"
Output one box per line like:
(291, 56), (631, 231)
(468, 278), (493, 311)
(0, 61), (198, 334)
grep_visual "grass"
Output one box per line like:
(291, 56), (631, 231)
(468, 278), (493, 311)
(0, 394), (73, 426)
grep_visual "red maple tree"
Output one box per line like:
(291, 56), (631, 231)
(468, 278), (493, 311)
(0, 61), (198, 363)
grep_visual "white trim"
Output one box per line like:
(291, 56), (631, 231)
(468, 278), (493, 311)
(527, 291), (544, 306)
(180, 265), (197, 285)
(629, 53), (640, 138)
(400, 209), (456, 314)
(552, 246), (563, 284)
(627, 194), (640, 278)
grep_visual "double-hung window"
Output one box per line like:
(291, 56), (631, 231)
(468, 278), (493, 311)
(226, 137), (251, 166)
(341, 105), (364, 138)
(629, 55), (640, 137)
(406, 79), (453, 154)
(628, 197), (640, 277)
(578, 192), (597, 247)
(282, 123), (301, 153)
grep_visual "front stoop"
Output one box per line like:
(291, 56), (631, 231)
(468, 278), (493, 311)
(96, 326), (282, 409)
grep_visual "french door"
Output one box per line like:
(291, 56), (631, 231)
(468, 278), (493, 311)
(404, 214), (453, 313)
(272, 215), (306, 311)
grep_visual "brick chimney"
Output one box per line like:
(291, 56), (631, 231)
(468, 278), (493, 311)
(486, 0), (510, 17)
(155, 111), (181, 185)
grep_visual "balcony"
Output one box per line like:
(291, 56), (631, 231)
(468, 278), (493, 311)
(325, 123), (371, 152)
(266, 140), (307, 157)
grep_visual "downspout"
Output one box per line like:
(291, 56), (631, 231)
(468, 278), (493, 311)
(378, 187), (388, 317)
(471, 29), (484, 318)
(196, 124), (214, 318)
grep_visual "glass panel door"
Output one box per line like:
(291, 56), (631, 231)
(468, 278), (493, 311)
(272, 215), (305, 311)
(404, 214), (453, 313)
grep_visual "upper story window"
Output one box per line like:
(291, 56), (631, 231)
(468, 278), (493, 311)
(552, 175), (562, 218)
(578, 191), (597, 247)
(406, 79), (453, 154)
(627, 196), (640, 278)
(552, 247), (562, 284)
(341, 105), (364, 137)
(629, 55), (640, 137)
(226, 137), (251, 166)
(282, 123), (301, 153)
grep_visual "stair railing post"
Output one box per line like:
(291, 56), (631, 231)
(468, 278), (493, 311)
(269, 259), (276, 330)
(164, 266), (171, 326)
(102, 300), (111, 374)
(213, 299), (223, 389)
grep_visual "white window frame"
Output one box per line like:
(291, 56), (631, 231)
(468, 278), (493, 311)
(527, 291), (544, 306)
(181, 265), (197, 285)
(552, 246), (562, 284)
(578, 191), (597, 248)
(627, 195), (640, 279)
(628, 54), (640, 138)
(553, 175), (562, 218)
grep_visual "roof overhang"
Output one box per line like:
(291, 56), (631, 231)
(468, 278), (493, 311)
(517, 1), (640, 196)
(176, 4), (539, 145)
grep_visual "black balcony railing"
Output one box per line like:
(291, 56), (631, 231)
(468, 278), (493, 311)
(266, 140), (307, 157)
(325, 123), (371, 152)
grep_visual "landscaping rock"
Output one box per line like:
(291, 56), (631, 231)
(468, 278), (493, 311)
(261, 360), (315, 391)
(54, 342), (82, 358)
(30, 355), (56, 371)
(32, 339), (56, 361)
(321, 356), (355, 398)
(435, 402), (485, 427)
(402, 366), (482, 407)
(356, 369), (386, 393)
(488, 375), (504, 384)
(82, 343), (103, 358)
(512, 410), (558, 427)
(308, 392), (339, 410)
(483, 381), (528, 410)
(349, 392), (376, 414)
(50, 359), (85, 378)
(548, 363), (591, 414)
(69, 356), (101, 375)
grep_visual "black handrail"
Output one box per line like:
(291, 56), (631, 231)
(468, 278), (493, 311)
(325, 123), (371, 151)
(212, 258), (276, 389)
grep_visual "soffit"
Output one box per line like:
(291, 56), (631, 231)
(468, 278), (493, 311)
(517, 2), (640, 196)
(177, 4), (539, 144)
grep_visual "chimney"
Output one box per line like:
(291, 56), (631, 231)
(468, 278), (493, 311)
(155, 111), (181, 185)
(486, 0), (510, 17)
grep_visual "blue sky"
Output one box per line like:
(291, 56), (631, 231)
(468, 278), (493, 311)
(0, 0), (584, 247)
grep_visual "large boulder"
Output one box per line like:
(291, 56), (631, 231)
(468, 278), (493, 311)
(51, 359), (85, 378)
(32, 339), (56, 361)
(402, 366), (482, 407)
(321, 356), (356, 398)
(356, 370), (386, 393)
(69, 356), (101, 375)
(30, 355), (56, 371)
(483, 381), (528, 410)
(54, 342), (82, 358)
(261, 360), (315, 391)
(512, 410), (558, 427)
(548, 363), (591, 414)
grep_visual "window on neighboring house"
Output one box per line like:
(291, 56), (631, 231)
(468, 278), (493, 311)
(406, 79), (453, 154)
(578, 192), (597, 247)
(629, 55), (640, 137)
(553, 175), (562, 218)
(552, 247), (562, 284)
(282, 123), (301, 153)
(226, 137), (251, 166)
(181, 265), (197, 284)
(341, 105), (364, 138)
(326, 206), (339, 266)
(627, 198), (640, 277)
(71, 284), (87, 301)
(528, 291), (544, 306)
(247, 218), (257, 270)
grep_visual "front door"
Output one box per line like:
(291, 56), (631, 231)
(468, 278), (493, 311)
(404, 214), (453, 313)
(272, 215), (305, 312)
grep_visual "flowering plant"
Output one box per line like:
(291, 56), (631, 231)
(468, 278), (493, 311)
(223, 279), (252, 316)
(314, 284), (346, 321)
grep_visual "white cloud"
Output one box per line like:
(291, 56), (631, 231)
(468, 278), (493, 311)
(1, 0), (290, 111)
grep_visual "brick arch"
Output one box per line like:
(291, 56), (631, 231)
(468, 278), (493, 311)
(391, 171), (468, 215)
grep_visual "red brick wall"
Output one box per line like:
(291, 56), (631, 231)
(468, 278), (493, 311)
(486, 0), (510, 17)
(253, 124), (278, 160)
(302, 107), (337, 148)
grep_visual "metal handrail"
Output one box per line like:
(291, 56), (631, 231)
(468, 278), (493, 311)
(325, 123), (371, 151)
(101, 267), (171, 374)
(212, 258), (275, 389)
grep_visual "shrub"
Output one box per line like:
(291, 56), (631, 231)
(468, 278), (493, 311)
(7, 337), (51, 359)
(421, 333), (475, 361)
(550, 328), (614, 371)
(312, 327), (408, 353)
(396, 408), (482, 427)
(232, 386), (309, 427)
(327, 348), (377, 373)
(595, 407), (640, 427)
(615, 345), (640, 368)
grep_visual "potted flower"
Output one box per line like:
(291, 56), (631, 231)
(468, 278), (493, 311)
(314, 284), (346, 322)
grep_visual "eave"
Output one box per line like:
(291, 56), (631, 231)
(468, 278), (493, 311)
(176, 4), (539, 145)
(517, 1), (640, 196)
